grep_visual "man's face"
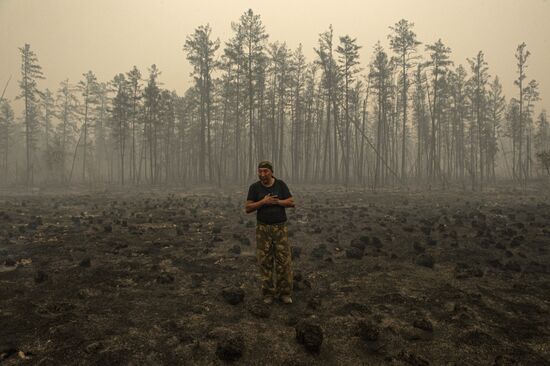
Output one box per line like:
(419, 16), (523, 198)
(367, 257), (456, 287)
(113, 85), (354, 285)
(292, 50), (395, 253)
(258, 168), (272, 183)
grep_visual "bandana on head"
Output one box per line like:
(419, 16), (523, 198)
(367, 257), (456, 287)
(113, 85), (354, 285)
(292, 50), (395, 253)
(258, 160), (273, 172)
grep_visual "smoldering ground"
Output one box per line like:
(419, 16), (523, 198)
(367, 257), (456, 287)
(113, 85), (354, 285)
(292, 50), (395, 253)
(1, 186), (549, 365)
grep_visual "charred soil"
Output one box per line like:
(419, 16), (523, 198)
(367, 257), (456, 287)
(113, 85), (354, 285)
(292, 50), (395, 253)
(0, 187), (549, 365)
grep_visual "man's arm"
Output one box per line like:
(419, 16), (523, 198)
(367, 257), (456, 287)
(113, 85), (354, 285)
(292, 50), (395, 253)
(277, 181), (295, 208)
(245, 199), (263, 214)
(277, 196), (295, 208)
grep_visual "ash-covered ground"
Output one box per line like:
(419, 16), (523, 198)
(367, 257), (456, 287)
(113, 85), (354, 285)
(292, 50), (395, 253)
(1, 186), (549, 365)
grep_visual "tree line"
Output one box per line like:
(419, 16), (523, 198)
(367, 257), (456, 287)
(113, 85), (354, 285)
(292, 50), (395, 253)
(1, 9), (549, 189)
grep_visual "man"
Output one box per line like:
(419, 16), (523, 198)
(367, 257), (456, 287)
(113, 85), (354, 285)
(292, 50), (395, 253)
(245, 161), (295, 304)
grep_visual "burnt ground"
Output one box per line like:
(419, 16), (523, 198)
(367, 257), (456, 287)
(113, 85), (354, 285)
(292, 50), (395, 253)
(0, 186), (549, 365)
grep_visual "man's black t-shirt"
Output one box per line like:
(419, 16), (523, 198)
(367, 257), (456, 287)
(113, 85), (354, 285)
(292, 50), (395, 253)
(247, 178), (292, 224)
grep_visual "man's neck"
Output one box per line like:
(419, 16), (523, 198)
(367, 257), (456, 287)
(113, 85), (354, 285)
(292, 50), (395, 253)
(261, 177), (275, 187)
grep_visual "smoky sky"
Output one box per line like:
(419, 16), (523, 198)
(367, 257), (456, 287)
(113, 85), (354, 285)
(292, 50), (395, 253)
(1, 0), (549, 114)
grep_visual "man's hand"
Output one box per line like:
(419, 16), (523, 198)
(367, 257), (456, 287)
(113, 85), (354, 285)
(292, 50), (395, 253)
(245, 194), (277, 213)
(262, 193), (279, 205)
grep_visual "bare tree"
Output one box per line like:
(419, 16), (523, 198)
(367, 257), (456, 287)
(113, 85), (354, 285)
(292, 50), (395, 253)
(337, 35), (362, 186)
(110, 73), (131, 184)
(126, 66), (142, 184)
(388, 19), (421, 183)
(486, 76), (506, 181)
(77, 71), (99, 183)
(0, 100), (15, 183)
(17, 44), (45, 186)
(184, 24), (220, 183)
(424, 39), (453, 184)
(514, 42), (529, 185)
(467, 50), (489, 190)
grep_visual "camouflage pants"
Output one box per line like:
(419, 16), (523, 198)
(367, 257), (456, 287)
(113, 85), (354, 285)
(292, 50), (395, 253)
(256, 222), (293, 297)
